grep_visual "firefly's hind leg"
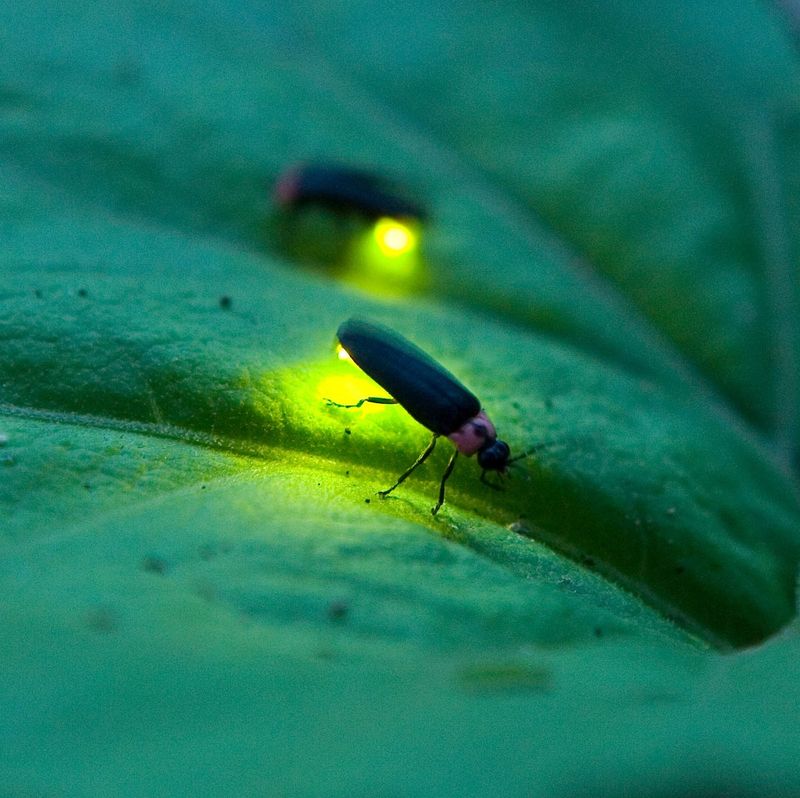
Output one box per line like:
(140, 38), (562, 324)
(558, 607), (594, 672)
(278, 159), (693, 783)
(432, 450), (459, 516)
(324, 396), (398, 409)
(378, 434), (438, 499)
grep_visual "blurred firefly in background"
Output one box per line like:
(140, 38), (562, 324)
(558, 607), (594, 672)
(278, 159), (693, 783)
(275, 163), (427, 224)
(274, 163), (427, 294)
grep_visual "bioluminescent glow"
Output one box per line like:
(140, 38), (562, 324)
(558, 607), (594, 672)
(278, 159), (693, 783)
(317, 373), (392, 416)
(316, 343), (392, 416)
(340, 218), (422, 296)
(373, 218), (417, 257)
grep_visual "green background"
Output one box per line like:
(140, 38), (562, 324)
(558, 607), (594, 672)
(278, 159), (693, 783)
(2, 1), (800, 795)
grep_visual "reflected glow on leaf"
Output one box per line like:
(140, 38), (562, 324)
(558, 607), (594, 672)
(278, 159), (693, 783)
(321, 344), (391, 415)
(317, 373), (393, 415)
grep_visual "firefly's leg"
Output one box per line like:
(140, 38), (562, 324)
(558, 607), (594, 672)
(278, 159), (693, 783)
(378, 434), (438, 498)
(432, 450), (459, 516)
(324, 396), (398, 409)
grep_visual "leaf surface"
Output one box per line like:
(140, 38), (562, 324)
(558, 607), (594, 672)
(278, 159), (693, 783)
(2, 1), (800, 795)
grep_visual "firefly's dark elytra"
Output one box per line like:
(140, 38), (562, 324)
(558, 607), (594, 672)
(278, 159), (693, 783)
(337, 318), (480, 435)
(328, 318), (515, 514)
(275, 164), (427, 222)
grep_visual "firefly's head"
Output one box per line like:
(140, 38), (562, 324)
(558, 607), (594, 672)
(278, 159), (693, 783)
(477, 439), (511, 472)
(448, 410), (512, 472)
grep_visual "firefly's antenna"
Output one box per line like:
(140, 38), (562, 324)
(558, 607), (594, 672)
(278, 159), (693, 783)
(508, 441), (559, 467)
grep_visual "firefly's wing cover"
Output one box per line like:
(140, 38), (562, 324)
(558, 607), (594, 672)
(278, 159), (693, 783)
(283, 165), (427, 220)
(337, 318), (480, 435)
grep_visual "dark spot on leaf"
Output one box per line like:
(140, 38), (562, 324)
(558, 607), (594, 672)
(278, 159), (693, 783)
(458, 662), (552, 693)
(198, 544), (216, 560)
(507, 518), (534, 537)
(141, 554), (167, 575)
(201, 484), (207, 490)
(674, 564), (685, 575)
(345, 470), (350, 476)
(594, 627), (603, 638)
(195, 580), (217, 603)
(219, 295), (232, 309)
(327, 600), (348, 621)
(85, 606), (118, 633)
(113, 61), (141, 86)
(544, 397), (554, 410)
(197, 541), (231, 561)
(78, 288), (88, 298)
(83, 482), (92, 490)
(344, 427), (351, 435)
(364, 498), (371, 504)
(34, 289), (42, 298)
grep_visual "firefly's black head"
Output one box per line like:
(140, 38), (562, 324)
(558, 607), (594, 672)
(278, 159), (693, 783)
(477, 439), (511, 472)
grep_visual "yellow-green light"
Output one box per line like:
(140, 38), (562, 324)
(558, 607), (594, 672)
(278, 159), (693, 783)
(336, 343), (352, 362)
(318, 345), (392, 416)
(340, 216), (424, 296)
(373, 218), (417, 257)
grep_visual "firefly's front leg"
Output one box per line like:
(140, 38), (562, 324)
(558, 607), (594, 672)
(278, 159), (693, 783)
(324, 396), (399, 409)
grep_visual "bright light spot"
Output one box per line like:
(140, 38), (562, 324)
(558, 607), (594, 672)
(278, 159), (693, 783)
(336, 344), (352, 362)
(374, 218), (416, 257)
(342, 218), (423, 296)
(380, 225), (409, 252)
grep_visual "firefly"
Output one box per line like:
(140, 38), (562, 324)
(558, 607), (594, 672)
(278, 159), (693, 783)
(275, 163), (427, 222)
(326, 318), (524, 515)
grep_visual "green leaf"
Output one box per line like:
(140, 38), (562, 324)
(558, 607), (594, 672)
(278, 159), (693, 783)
(296, 0), (800, 448)
(2, 1), (800, 795)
